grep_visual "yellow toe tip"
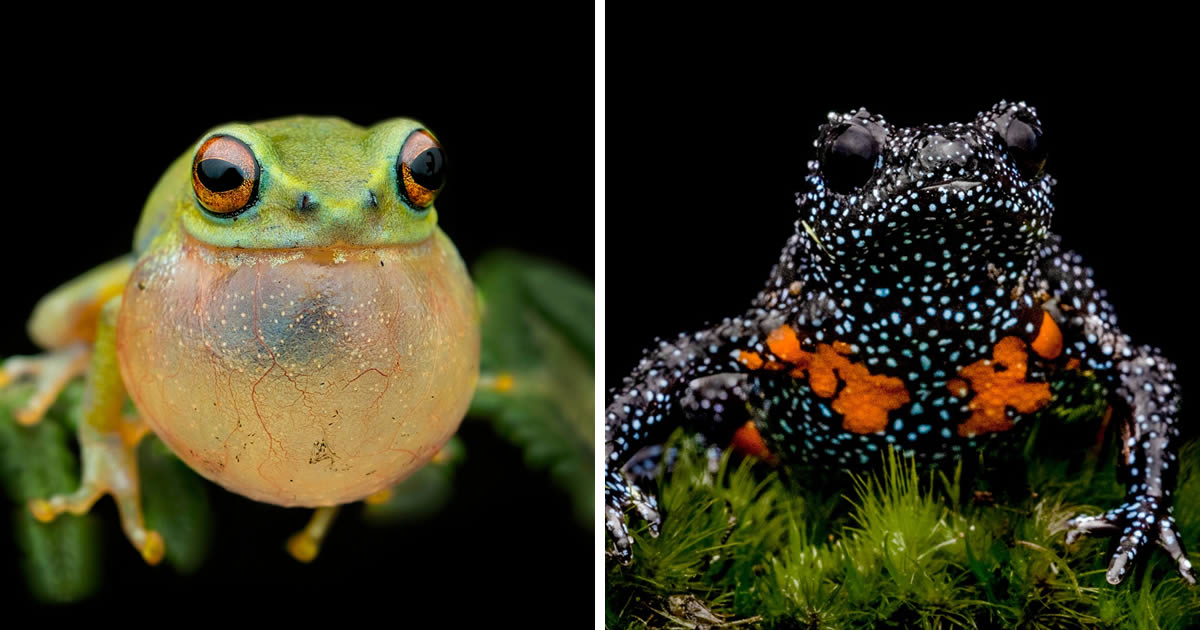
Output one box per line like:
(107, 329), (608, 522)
(14, 408), (43, 426)
(287, 534), (319, 563)
(494, 372), (515, 393)
(141, 532), (165, 565)
(29, 499), (55, 523)
(364, 488), (393, 505)
(141, 530), (166, 564)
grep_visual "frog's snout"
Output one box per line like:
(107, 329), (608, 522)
(294, 190), (376, 216)
(914, 133), (978, 175)
(293, 190), (385, 239)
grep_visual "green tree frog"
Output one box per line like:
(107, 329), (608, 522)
(0, 117), (479, 564)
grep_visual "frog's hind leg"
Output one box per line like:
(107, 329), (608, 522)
(28, 296), (164, 565)
(1, 256), (133, 425)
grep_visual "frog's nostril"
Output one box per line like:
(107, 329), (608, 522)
(367, 191), (379, 209)
(917, 135), (976, 173)
(297, 193), (318, 213)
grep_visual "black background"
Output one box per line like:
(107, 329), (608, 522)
(4, 14), (1195, 625)
(3, 28), (594, 620)
(604, 42), (1195, 413)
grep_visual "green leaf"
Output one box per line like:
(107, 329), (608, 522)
(0, 383), (100, 603)
(139, 435), (212, 574)
(468, 251), (593, 527)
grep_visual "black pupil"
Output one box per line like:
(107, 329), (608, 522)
(1004, 117), (1046, 178)
(198, 158), (246, 192)
(409, 147), (445, 190)
(822, 125), (879, 193)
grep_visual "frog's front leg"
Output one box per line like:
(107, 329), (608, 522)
(29, 297), (164, 564)
(605, 316), (768, 562)
(0, 343), (89, 425)
(1040, 246), (1195, 585)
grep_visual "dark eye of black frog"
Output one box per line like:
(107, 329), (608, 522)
(1001, 115), (1047, 179)
(821, 124), (879, 193)
(409, 147), (446, 191)
(197, 159), (246, 193)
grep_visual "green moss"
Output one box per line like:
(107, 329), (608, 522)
(607, 433), (1200, 629)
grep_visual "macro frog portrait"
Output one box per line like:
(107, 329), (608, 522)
(2, 61), (593, 613)
(6, 117), (482, 563)
(605, 97), (1198, 628)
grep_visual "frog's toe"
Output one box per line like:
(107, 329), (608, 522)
(629, 485), (662, 537)
(1064, 512), (1119, 545)
(29, 483), (104, 522)
(286, 506), (340, 563)
(1155, 513), (1197, 585)
(0, 344), (90, 426)
(1066, 498), (1195, 585)
(139, 531), (165, 565)
(605, 503), (634, 563)
(1104, 524), (1151, 585)
(30, 480), (164, 565)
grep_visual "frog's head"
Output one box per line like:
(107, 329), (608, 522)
(137, 117), (444, 251)
(798, 101), (1052, 274)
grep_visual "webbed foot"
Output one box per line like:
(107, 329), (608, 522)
(1065, 496), (1196, 585)
(0, 343), (89, 426)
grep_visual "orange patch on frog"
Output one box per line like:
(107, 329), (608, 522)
(766, 325), (805, 362)
(955, 336), (1051, 437)
(730, 420), (775, 462)
(946, 378), (970, 398)
(764, 325), (910, 434)
(1030, 311), (1063, 360)
(738, 350), (764, 370)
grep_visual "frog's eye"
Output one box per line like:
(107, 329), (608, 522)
(999, 114), (1047, 179)
(192, 135), (259, 215)
(396, 130), (446, 209)
(821, 124), (880, 194)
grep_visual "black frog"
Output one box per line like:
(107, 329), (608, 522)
(605, 101), (1194, 585)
